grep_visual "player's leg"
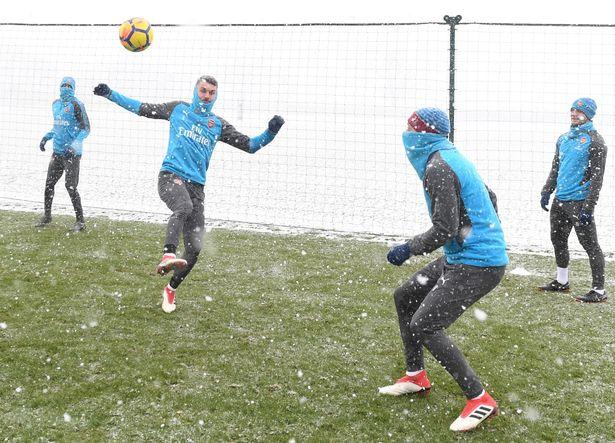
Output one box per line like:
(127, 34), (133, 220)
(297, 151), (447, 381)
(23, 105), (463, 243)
(408, 262), (505, 431)
(540, 199), (574, 291)
(64, 152), (85, 231)
(378, 256), (444, 396)
(37, 153), (64, 227)
(171, 192), (204, 289)
(156, 171), (190, 275)
(574, 206), (607, 303)
(161, 183), (205, 313)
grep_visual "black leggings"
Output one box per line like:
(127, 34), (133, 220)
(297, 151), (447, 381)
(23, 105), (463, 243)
(394, 256), (505, 399)
(43, 152), (83, 222)
(157, 171), (205, 289)
(550, 199), (604, 289)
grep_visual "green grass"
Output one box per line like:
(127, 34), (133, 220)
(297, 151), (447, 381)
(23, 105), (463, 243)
(0, 210), (613, 442)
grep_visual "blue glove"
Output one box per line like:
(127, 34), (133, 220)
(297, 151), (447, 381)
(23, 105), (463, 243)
(387, 243), (412, 266)
(540, 193), (550, 212)
(94, 83), (111, 97)
(268, 115), (285, 134)
(39, 137), (48, 152)
(578, 210), (593, 226)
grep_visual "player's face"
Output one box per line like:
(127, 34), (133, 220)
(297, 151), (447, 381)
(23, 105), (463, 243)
(570, 108), (587, 126)
(197, 81), (217, 103)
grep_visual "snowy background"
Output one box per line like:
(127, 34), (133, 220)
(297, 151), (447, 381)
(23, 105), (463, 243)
(2, 2), (615, 255)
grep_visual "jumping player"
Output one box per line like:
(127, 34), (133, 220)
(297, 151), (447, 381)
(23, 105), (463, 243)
(94, 76), (284, 313)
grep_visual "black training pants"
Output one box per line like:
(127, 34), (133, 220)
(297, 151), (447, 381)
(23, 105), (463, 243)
(550, 199), (604, 289)
(158, 171), (205, 288)
(43, 152), (83, 222)
(394, 256), (505, 399)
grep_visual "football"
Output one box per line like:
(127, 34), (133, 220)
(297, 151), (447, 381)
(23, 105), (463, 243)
(119, 17), (153, 52)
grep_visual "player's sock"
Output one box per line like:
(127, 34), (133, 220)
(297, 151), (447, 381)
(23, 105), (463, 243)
(556, 267), (569, 285)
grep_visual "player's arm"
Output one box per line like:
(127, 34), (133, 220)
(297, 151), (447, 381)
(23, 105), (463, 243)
(72, 100), (90, 140)
(485, 184), (498, 213)
(582, 132), (608, 213)
(93, 83), (181, 120)
(39, 103), (56, 152)
(542, 139), (561, 195)
(218, 116), (285, 153)
(406, 160), (461, 256)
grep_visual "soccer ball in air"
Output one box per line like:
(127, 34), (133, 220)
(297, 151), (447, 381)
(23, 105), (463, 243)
(119, 18), (153, 52)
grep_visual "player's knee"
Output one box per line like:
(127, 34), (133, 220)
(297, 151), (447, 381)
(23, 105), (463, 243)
(174, 200), (194, 218)
(185, 243), (202, 264)
(550, 233), (566, 247)
(409, 312), (441, 336)
(393, 286), (407, 305)
(185, 250), (200, 266)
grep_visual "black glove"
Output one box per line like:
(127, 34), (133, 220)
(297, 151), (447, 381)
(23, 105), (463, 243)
(39, 138), (48, 152)
(268, 115), (285, 134)
(540, 192), (550, 212)
(387, 243), (412, 266)
(578, 210), (593, 226)
(94, 83), (111, 97)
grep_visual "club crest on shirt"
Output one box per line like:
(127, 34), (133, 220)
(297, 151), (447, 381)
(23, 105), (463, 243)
(580, 137), (587, 144)
(173, 178), (183, 185)
(208, 119), (214, 128)
(64, 106), (71, 113)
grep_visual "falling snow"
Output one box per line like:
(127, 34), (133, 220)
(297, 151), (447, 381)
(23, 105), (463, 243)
(416, 274), (429, 286)
(524, 407), (541, 422)
(473, 308), (487, 321)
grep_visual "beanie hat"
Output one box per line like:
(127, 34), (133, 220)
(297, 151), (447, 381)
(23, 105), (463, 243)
(571, 97), (597, 120)
(408, 107), (450, 135)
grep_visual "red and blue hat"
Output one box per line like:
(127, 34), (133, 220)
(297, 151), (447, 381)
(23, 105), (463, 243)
(408, 107), (450, 135)
(571, 97), (597, 120)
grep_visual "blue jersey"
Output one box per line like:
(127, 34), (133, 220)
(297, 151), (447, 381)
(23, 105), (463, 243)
(43, 77), (90, 156)
(403, 132), (508, 267)
(542, 122), (607, 212)
(555, 122), (597, 201)
(104, 85), (277, 185)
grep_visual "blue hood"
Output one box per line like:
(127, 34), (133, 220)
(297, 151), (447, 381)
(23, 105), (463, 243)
(60, 76), (75, 102)
(402, 131), (456, 179)
(191, 84), (216, 115)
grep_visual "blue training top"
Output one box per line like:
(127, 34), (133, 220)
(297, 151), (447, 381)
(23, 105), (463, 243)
(403, 131), (508, 267)
(43, 77), (90, 156)
(104, 84), (277, 185)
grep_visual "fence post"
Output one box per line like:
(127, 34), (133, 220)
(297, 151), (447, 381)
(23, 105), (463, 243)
(444, 15), (462, 142)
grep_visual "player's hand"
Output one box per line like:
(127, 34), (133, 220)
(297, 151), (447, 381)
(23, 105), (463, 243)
(387, 243), (412, 266)
(268, 115), (285, 134)
(39, 138), (48, 152)
(94, 83), (111, 97)
(540, 193), (550, 212)
(578, 210), (593, 226)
